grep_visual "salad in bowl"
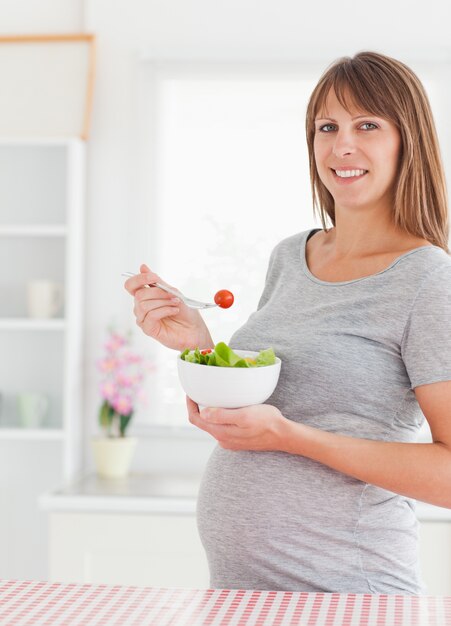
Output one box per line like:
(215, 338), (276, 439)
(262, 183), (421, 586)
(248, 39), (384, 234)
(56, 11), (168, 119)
(177, 342), (281, 408)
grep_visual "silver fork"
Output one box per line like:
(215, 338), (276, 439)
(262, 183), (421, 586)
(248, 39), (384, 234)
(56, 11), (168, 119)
(122, 272), (217, 310)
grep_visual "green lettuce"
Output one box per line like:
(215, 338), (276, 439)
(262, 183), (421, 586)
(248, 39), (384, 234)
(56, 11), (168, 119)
(180, 341), (276, 367)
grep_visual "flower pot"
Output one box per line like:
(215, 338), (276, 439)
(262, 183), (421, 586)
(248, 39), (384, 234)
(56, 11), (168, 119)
(90, 437), (137, 478)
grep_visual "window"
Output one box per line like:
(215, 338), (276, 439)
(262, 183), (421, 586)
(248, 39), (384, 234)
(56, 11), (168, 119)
(133, 62), (320, 427)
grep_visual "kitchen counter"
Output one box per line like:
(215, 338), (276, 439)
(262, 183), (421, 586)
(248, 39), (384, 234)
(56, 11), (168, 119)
(1, 580), (451, 625)
(39, 474), (451, 595)
(39, 473), (451, 520)
(39, 473), (201, 514)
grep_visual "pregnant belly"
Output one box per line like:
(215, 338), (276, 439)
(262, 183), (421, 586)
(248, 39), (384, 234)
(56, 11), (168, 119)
(197, 446), (363, 565)
(196, 446), (423, 593)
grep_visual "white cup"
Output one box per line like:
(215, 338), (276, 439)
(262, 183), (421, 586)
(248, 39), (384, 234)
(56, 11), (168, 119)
(17, 392), (49, 428)
(27, 280), (63, 318)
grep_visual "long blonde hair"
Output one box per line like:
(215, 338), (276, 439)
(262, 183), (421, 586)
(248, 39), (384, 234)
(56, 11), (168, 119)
(305, 50), (450, 253)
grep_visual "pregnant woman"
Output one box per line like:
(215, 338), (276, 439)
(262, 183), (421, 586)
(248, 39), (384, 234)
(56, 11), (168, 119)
(125, 50), (451, 594)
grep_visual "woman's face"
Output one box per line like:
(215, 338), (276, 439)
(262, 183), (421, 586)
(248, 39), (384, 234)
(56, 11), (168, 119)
(313, 88), (401, 215)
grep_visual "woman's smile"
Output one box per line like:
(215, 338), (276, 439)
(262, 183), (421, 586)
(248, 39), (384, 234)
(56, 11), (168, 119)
(330, 168), (369, 185)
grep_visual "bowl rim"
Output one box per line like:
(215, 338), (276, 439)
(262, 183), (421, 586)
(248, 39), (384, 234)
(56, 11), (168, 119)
(178, 348), (281, 367)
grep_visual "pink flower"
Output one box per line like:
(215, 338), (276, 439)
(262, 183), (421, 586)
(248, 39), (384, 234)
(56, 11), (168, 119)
(100, 381), (117, 400)
(98, 358), (118, 373)
(116, 373), (134, 388)
(122, 351), (143, 365)
(111, 394), (133, 416)
(98, 328), (157, 434)
(104, 333), (127, 353)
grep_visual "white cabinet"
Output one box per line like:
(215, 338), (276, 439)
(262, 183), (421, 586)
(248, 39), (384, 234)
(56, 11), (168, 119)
(0, 138), (85, 579)
(419, 522), (451, 595)
(48, 512), (210, 588)
(45, 513), (451, 593)
(41, 474), (210, 587)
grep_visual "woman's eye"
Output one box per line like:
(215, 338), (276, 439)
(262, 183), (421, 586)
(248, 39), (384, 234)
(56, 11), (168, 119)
(316, 122), (378, 133)
(318, 124), (335, 132)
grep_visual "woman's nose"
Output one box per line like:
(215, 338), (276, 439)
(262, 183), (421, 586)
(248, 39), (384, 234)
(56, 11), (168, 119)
(332, 130), (356, 158)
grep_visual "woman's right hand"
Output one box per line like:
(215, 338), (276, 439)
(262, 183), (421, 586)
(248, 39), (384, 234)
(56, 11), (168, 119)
(124, 264), (215, 352)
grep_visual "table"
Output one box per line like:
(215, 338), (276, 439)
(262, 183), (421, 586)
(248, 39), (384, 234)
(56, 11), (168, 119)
(1, 580), (451, 625)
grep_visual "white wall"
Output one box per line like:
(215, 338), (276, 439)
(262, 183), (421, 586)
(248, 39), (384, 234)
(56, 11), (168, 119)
(0, 0), (83, 32)
(83, 0), (451, 55)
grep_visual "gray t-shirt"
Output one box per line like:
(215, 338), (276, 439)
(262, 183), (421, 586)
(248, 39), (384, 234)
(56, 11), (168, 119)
(197, 228), (451, 594)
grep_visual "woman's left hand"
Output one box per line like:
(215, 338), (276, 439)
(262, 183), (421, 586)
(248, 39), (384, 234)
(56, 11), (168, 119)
(186, 396), (290, 451)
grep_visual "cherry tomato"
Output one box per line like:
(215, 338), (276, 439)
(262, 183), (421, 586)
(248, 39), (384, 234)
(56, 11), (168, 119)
(214, 289), (234, 309)
(200, 349), (212, 355)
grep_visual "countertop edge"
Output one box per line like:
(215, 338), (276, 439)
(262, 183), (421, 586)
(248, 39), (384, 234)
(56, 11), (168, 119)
(38, 492), (451, 520)
(39, 493), (197, 514)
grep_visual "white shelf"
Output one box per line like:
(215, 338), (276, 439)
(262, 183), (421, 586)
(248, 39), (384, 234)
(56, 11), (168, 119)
(39, 493), (196, 514)
(0, 225), (67, 237)
(0, 428), (64, 441)
(0, 137), (83, 146)
(0, 318), (66, 330)
(0, 138), (85, 583)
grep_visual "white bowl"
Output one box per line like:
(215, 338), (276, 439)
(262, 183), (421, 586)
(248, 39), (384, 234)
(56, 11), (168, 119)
(177, 349), (282, 408)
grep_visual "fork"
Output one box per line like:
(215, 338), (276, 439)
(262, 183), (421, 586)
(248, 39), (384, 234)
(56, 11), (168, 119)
(122, 272), (218, 310)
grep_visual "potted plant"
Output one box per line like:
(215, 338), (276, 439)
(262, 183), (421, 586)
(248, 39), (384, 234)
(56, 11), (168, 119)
(91, 328), (154, 478)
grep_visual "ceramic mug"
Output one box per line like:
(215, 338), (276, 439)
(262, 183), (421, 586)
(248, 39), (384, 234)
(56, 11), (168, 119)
(17, 392), (49, 428)
(27, 280), (63, 318)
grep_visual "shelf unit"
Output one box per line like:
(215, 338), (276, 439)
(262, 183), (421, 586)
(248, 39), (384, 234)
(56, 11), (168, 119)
(0, 225), (68, 236)
(0, 428), (64, 441)
(0, 137), (85, 479)
(0, 319), (66, 331)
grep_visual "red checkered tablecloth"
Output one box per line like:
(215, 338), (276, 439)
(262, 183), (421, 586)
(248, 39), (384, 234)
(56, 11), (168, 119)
(1, 580), (451, 625)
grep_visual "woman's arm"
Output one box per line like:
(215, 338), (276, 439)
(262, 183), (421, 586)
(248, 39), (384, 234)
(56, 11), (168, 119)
(282, 389), (451, 508)
(187, 379), (451, 508)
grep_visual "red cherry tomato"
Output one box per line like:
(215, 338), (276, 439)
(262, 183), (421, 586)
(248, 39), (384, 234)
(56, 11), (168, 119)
(200, 349), (212, 355)
(214, 289), (234, 309)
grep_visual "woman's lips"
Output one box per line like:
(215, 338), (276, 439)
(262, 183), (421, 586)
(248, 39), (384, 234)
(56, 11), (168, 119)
(330, 168), (368, 185)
